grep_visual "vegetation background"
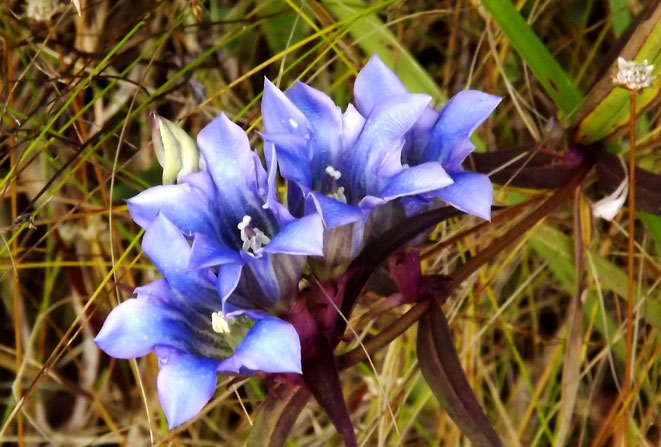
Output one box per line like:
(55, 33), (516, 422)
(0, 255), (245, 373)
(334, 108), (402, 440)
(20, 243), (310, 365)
(1, 0), (660, 445)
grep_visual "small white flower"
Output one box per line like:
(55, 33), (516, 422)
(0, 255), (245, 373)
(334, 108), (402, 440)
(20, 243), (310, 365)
(613, 57), (655, 91)
(592, 175), (628, 221)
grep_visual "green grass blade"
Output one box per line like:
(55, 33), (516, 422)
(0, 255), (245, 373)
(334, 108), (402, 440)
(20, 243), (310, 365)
(480, 0), (584, 118)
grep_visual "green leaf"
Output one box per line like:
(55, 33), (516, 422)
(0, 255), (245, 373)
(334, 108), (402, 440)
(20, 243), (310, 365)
(260, 1), (310, 54)
(575, 4), (661, 143)
(417, 303), (503, 447)
(246, 382), (311, 447)
(480, 0), (584, 118)
(609, 0), (633, 37)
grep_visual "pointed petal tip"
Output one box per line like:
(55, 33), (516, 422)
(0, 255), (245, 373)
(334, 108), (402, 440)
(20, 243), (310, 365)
(157, 353), (219, 430)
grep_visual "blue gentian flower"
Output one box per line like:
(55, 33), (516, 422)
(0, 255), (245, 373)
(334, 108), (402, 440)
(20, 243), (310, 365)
(94, 214), (302, 428)
(260, 77), (453, 266)
(354, 55), (502, 220)
(127, 114), (324, 311)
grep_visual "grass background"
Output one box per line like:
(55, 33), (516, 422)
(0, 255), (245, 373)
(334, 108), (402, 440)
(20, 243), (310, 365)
(1, 0), (660, 445)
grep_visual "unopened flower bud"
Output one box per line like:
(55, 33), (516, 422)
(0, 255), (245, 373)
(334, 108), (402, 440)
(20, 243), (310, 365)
(151, 114), (205, 184)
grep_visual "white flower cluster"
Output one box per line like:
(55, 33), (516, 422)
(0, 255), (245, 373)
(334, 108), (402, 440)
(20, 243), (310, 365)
(613, 57), (655, 91)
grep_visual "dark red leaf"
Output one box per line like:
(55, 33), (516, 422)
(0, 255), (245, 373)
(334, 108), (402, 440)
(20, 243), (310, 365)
(417, 303), (502, 447)
(471, 149), (583, 189)
(302, 337), (357, 447)
(339, 206), (462, 329)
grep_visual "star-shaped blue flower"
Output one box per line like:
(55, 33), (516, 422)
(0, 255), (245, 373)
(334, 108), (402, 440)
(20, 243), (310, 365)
(260, 77), (453, 265)
(94, 214), (302, 428)
(354, 55), (502, 220)
(127, 114), (324, 311)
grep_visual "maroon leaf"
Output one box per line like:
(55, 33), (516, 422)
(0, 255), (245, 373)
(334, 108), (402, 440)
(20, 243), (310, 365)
(302, 337), (357, 447)
(339, 206), (463, 329)
(417, 303), (502, 447)
(471, 149), (583, 189)
(246, 380), (311, 447)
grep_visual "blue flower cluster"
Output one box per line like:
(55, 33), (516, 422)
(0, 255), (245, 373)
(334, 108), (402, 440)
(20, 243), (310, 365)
(94, 55), (500, 428)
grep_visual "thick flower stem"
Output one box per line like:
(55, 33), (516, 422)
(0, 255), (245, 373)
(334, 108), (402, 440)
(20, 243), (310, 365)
(337, 156), (594, 370)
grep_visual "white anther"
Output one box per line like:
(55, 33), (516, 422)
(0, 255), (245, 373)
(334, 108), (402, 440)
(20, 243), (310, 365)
(211, 312), (231, 334)
(614, 57), (655, 91)
(289, 118), (299, 129)
(325, 165), (342, 180)
(238, 215), (270, 253)
(237, 215), (252, 231)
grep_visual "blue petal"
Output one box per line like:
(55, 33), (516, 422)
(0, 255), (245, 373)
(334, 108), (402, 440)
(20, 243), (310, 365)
(402, 106), (440, 166)
(341, 104), (365, 156)
(127, 180), (216, 236)
(354, 54), (408, 116)
(94, 297), (195, 359)
(265, 213), (324, 256)
(423, 90), (501, 171)
(155, 349), (220, 428)
(141, 214), (213, 295)
(309, 191), (365, 229)
(431, 171), (493, 220)
(240, 252), (282, 306)
(287, 182), (306, 218)
(262, 78), (309, 137)
(217, 263), (243, 302)
(356, 194), (387, 215)
(259, 140), (294, 228)
(189, 233), (241, 270)
(217, 317), (301, 374)
(261, 134), (312, 197)
(286, 81), (343, 181)
(348, 93), (431, 199)
(378, 162), (453, 201)
(196, 114), (267, 219)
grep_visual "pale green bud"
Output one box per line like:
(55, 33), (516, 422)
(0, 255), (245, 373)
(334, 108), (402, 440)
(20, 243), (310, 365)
(151, 114), (206, 184)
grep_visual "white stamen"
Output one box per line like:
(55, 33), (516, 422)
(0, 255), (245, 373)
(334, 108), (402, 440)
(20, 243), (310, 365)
(238, 214), (270, 253)
(289, 118), (299, 129)
(211, 312), (231, 334)
(329, 186), (347, 203)
(325, 165), (342, 180)
(613, 57), (655, 91)
(402, 163), (410, 169)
